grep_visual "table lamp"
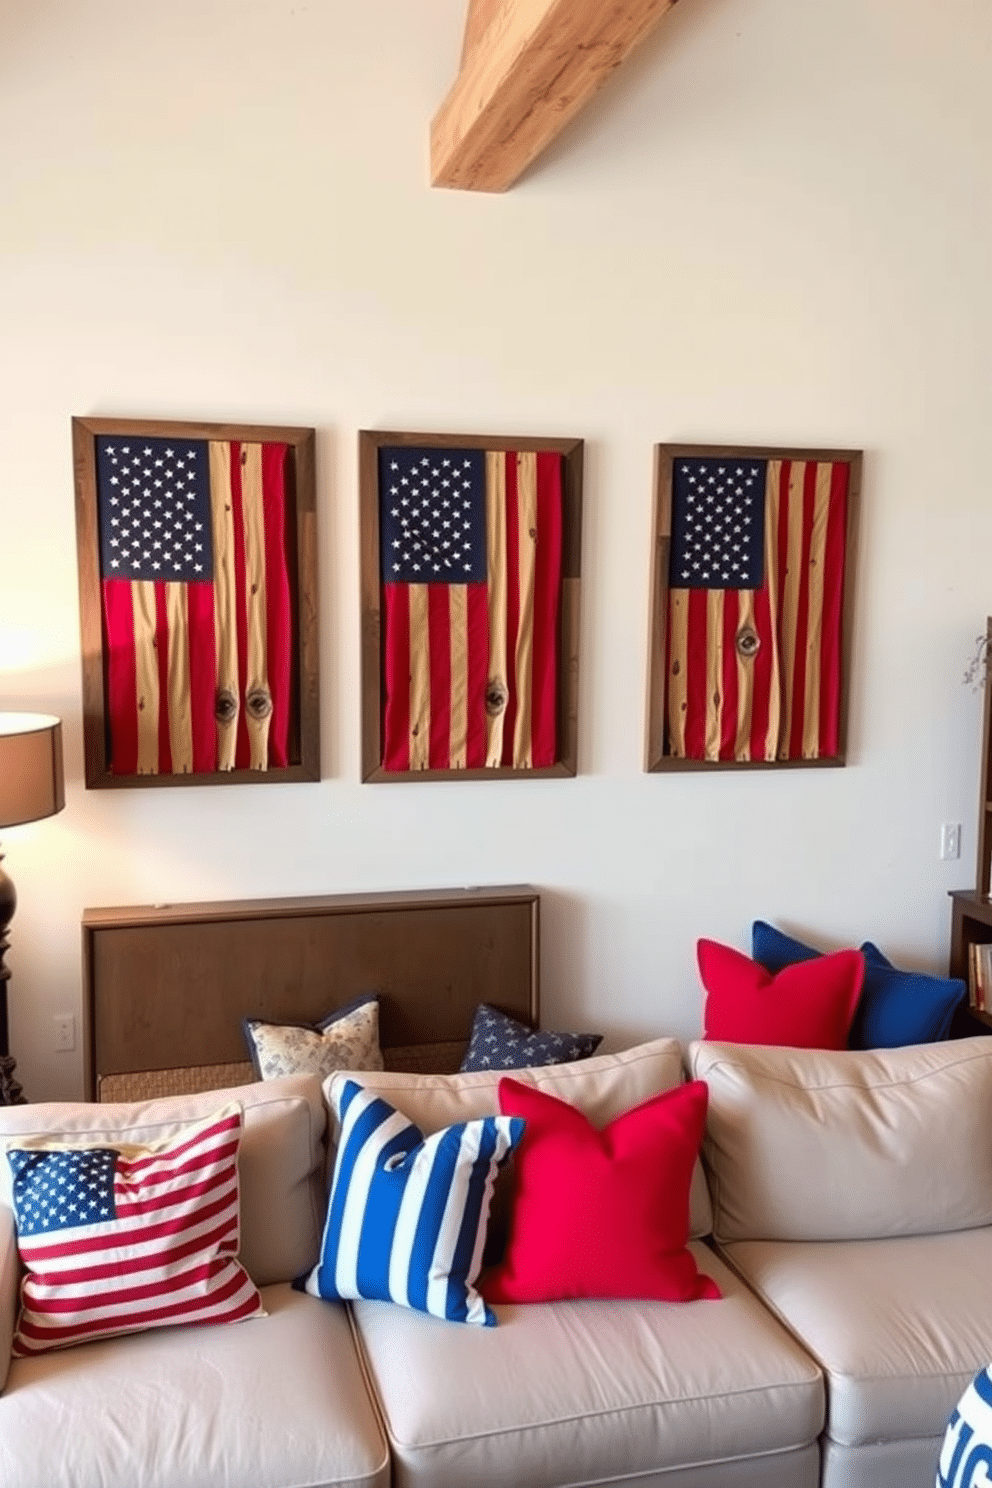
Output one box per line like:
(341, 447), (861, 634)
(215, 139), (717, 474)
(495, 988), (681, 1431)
(0, 713), (65, 1105)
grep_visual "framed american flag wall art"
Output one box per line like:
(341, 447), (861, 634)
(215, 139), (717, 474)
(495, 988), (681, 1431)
(72, 416), (320, 788)
(645, 443), (862, 773)
(359, 429), (583, 781)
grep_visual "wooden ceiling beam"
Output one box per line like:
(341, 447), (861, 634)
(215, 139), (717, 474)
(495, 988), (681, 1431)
(432, 0), (678, 193)
(459, 0), (505, 65)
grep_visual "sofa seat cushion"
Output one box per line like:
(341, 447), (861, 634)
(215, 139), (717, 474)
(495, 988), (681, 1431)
(0, 1284), (389, 1488)
(721, 1230), (992, 1450)
(347, 1242), (824, 1488)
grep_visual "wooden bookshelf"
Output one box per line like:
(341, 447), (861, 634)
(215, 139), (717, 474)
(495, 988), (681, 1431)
(949, 890), (992, 1032)
(977, 617), (992, 899)
(947, 619), (992, 1033)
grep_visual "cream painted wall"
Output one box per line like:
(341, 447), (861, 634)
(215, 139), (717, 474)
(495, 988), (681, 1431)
(1, 0), (989, 1100)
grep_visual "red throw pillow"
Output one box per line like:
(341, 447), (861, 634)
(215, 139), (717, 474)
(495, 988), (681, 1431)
(698, 938), (864, 1049)
(482, 1077), (720, 1306)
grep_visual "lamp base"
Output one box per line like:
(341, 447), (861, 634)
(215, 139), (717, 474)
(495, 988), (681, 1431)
(0, 851), (25, 1103)
(0, 1053), (24, 1106)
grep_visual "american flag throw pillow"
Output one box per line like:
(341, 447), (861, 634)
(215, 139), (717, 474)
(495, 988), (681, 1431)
(7, 1104), (264, 1356)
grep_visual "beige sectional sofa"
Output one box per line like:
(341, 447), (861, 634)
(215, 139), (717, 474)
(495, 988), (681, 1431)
(689, 1036), (992, 1488)
(1, 1034), (989, 1488)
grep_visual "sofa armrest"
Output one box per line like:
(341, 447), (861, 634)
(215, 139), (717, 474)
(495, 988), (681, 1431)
(0, 1204), (18, 1393)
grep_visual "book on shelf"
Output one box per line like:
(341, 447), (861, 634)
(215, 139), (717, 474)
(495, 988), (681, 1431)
(969, 941), (992, 1013)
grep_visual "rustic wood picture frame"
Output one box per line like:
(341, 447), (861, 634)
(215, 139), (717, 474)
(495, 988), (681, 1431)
(646, 443), (862, 772)
(72, 416), (320, 789)
(359, 429), (583, 782)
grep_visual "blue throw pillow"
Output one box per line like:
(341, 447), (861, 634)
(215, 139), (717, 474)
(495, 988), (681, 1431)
(751, 921), (965, 1049)
(301, 1079), (524, 1326)
(938, 1363), (992, 1487)
(459, 1003), (602, 1073)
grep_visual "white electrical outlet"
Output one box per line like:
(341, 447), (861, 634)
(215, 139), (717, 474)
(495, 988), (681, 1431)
(53, 1014), (76, 1052)
(940, 822), (962, 861)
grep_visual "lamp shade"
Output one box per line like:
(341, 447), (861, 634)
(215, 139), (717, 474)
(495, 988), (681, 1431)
(0, 714), (65, 828)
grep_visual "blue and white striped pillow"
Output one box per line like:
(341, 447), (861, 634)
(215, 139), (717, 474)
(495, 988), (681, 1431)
(303, 1079), (524, 1326)
(938, 1364), (992, 1488)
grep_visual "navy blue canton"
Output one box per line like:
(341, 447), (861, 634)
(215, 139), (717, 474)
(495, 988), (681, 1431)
(378, 446), (487, 584)
(95, 434), (214, 583)
(668, 456), (766, 590)
(8, 1147), (117, 1235)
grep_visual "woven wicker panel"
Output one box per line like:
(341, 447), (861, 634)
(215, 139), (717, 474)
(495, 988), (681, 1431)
(97, 1045), (466, 1102)
(98, 1062), (256, 1103)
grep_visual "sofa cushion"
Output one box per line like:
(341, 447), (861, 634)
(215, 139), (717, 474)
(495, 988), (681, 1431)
(697, 938), (863, 1049)
(0, 1284), (390, 1488)
(0, 1205), (18, 1392)
(721, 1230), (992, 1452)
(303, 1079), (523, 1326)
(348, 1242), (824, 1488)
(458, 1002), (601, 1072)
(690, 1037), (992, 1242)
(325, 1035), (714, 1240)
(242, 994), (384, 1080)
(484, 1078), (719, 1305)
(751, 920), (965, 1048)
(0, 1075), (326, 1286)
(9, 1105), (264, 1357)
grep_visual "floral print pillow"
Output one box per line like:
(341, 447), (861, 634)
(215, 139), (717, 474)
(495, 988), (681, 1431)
(243, 995), (383, 1080)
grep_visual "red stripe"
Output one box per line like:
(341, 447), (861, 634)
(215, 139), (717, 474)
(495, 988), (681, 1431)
(187, 578), (217, 772)
(531, 452), (562, 766)
(382, 585), (412, 770)
(16, 1288), (261, 1350)
(23, 1191), (239, 1272)
(262, 442), (292, 766)
(501, 453), (520, 766)
(663, 584), (672, 758)
(27, 1254), (237, 1314)
(102, 581), (139, 775)
(465, 583), (489, 768)
(427, 585), (452, 768)
(18, 1268), (258, 1347)
(682, 589), (709, 760)
(26, 1219), (239, 1297)
(229, 442), (251, 769)
(115, 1176), (236, 1224)
(120, 1117), (241, 1174)
(818, 464), (848, 756)
(785, 463), (816, 761)
(719, 595), (738, 760)
(118, 1147), (237, 1194)
(153, 582), (171, 773)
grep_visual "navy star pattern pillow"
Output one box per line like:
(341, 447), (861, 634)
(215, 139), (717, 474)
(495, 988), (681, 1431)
(459, 1003), (602, 1073)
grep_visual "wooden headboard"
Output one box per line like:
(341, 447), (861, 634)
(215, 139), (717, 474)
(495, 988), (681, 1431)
(81, 885), (539, 1101)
